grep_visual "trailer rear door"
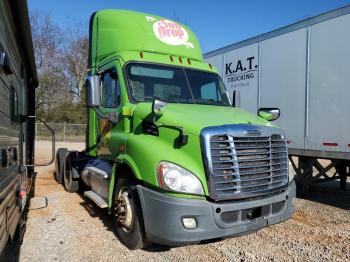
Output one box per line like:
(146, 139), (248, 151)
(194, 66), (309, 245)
(308, 14), (350, 153)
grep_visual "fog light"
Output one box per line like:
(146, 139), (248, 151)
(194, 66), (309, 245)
(182, 217), (197, 229)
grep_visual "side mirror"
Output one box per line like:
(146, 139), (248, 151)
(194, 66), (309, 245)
(258, 108), (280, 121)
(86, 75), (119, 124)
(86, 75), (100, 107)
(152, 97), (167, 116)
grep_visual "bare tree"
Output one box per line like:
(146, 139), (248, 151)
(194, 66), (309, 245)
(62, 36), (89, 101)
(30, 10), (68, 119)
(30, 11), (88, 122)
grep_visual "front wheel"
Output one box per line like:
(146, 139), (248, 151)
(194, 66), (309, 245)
(113, 175), (148, 250)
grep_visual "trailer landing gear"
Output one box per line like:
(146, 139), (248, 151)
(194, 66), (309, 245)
(334, 161), (349, 191)
(290, 156), (349, 193)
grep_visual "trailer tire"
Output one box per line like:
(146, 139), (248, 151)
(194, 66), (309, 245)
(55, 148), (68, 184)
(63, 153), (79, 193)
(113, 175), (149, 250)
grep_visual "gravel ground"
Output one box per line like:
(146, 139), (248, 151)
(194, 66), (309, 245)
(2, 142), (350, 262)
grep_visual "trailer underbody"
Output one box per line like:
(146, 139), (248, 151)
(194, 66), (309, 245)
(289, 156), (350, 192)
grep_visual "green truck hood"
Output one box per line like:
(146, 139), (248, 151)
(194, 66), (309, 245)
(133, 103), (274, 135)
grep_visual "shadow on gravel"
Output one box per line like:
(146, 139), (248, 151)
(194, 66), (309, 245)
(78, 194), (115, 227)
(142, 236), (226, 252)
(142, 244), (171, 252)
(1, 242), (20, 262)
(297, 181), (350, 210)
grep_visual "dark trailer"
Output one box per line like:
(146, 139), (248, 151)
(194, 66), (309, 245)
(0, 0), (37, 253)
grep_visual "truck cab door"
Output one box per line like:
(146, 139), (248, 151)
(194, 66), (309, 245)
(96, 68), (122, 159)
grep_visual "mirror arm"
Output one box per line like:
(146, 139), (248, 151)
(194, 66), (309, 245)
(92, 107), (118, 124)
(151, 97), (187, 146)
(26, 115), (56, 167)
(232, 90), (236, 107)
(93, 107), (106, 119)
(158, 124), (188, 146)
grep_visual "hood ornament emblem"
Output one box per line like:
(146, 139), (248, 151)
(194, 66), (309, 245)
(245, 129), (261, 136)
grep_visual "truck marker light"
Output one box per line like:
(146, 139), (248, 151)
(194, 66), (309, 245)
(139, 52), (144, 59)
(179, 57), (183, 64)
(187, 58), (191, 65)
(19, 190), (26, 199)
(170, 55), (174, 62)
(182, 217), (197, 229)
(348, 144), (350, 148)
(157, 163), (166, 188)
(322, 142), (338, 147)
(122, 106), (133, 116)
(208, 63), (213, 69)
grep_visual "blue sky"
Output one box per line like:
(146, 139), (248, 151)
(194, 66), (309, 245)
(28, 0), (350, 53)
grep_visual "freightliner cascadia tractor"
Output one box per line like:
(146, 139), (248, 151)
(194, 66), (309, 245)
(55, 10), (296, 249)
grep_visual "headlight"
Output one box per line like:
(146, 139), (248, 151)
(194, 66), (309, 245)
(157, 161), (204, 195)
(288, 160), (296, 182)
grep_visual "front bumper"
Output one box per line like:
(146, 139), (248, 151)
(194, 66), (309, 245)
(137, 180), (296, 246)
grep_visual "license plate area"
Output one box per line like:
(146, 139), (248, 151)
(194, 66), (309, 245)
(243, 207), (263, 220)
(212, 198), (287, 229)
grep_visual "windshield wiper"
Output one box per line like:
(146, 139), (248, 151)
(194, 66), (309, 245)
(157, 97), (179, 104)
(194, 99), (227, 106)
(136, 96), (179, 103)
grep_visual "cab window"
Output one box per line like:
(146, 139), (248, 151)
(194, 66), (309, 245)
(101, 71), (121, 108)
(200, 82), (219, 100)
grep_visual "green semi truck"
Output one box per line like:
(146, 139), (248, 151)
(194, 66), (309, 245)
(55, 10), (296, 249)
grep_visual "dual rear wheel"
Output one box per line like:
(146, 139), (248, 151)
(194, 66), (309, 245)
(54, 148), (67, 184)
(54, 149), (79, 192)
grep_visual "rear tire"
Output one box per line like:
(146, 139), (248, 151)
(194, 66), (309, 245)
(113, 174), (148, 250)
(63, 153), (79, 193)
(55, 148), (68, 184)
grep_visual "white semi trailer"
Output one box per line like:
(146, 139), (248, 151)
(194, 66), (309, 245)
(205, 5), (350, 191)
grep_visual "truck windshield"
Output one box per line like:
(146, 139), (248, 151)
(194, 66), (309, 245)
(125, 63), (230, 106)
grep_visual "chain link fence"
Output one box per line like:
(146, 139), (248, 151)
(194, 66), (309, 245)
(36, 122), (86, 143)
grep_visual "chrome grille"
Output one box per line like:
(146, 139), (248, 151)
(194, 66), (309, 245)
(202, 126), (289, 201)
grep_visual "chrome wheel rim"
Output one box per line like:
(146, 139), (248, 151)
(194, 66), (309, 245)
(115, 187), (133, 232)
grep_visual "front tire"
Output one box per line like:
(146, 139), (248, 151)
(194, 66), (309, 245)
(113, 175), (148, 250)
